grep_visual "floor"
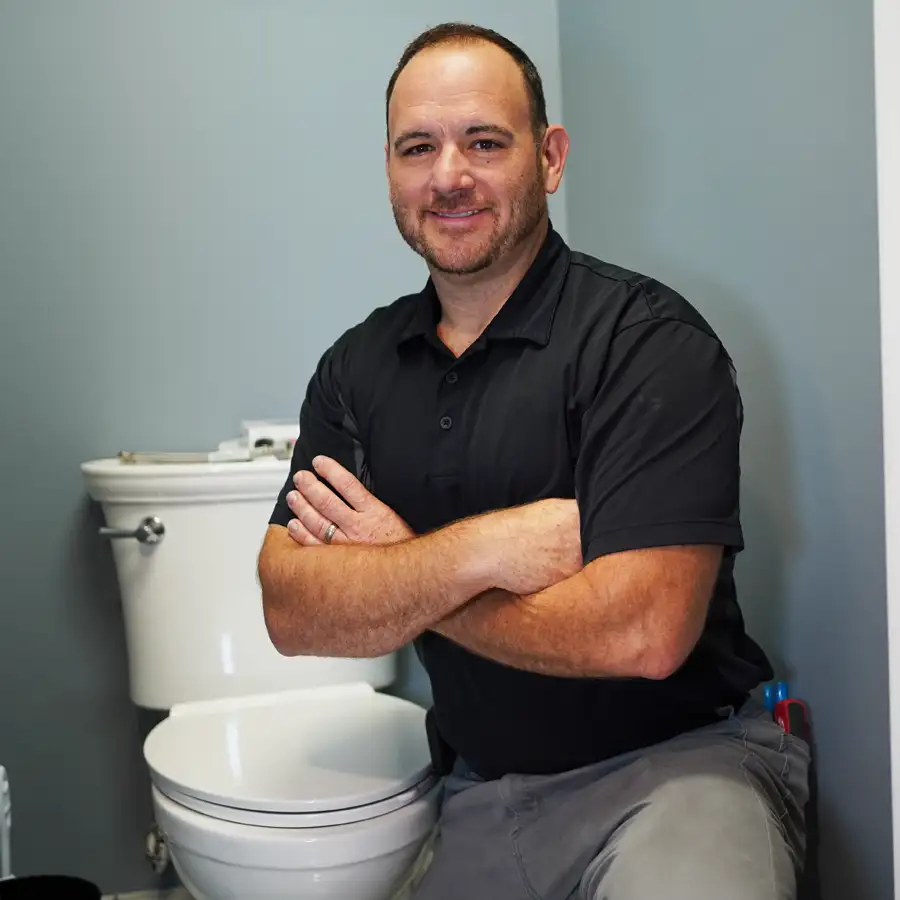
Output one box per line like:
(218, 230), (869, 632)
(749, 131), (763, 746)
(103, 890), (193, 900)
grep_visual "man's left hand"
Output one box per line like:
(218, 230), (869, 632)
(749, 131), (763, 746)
(286, 456), (414, 547)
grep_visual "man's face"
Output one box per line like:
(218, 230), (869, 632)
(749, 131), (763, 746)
(386, 42), (549, 276)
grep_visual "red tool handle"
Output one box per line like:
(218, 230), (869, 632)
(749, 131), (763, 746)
(774, 698), (809, 739)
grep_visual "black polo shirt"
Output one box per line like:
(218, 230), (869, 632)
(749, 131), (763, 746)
(269, 224), (773, 779)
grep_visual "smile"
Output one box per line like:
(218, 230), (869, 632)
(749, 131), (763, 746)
(428, 209), (488, 223)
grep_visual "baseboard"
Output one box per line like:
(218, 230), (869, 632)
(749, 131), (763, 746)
(102, 890), (193, 900)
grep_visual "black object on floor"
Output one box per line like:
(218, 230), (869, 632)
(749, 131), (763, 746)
(0, 876), (101, 899)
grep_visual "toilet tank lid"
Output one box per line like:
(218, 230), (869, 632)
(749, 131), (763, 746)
(80, 455), (289, 503)
(143, 685), (434, 814)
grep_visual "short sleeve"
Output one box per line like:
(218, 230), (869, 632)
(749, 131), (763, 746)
(575, 318), (744, 564)
(268, 337), (366, 527)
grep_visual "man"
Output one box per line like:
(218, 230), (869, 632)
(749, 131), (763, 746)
(257, 21), (809, 900)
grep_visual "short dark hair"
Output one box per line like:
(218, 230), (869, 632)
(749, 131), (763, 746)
(385, 22), (548, 140)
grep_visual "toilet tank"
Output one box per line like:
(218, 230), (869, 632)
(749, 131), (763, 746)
(81, 454), (397, 710)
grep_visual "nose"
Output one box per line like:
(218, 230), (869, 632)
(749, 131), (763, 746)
(430, 145), (475, 196)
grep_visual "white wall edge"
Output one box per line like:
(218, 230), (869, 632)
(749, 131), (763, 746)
(874, 0), (900, 895)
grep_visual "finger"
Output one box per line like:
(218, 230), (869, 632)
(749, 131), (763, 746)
(292, 470), (355, 529)
(312, 456), (373, 511)
(287, 488), (344, 542)
(286, 518), (321, 546)
(322, 526), (348, 545)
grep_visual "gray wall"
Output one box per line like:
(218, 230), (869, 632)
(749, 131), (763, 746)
(0, 2), (567, 893)
(3, 0), (889, 896)
(558, 2), (889, 898)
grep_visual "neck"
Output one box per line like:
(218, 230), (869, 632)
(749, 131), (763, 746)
(430, 217), (549, 348)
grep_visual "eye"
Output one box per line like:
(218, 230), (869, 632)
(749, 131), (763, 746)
(402, 143), (433, 156)
(472, 139), (503, 151)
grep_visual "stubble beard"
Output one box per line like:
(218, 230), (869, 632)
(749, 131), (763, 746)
(390, 168), (547, 276)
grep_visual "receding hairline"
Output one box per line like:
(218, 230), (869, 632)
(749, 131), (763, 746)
(386, 30), (548, 141)
(389, 40), (532, 123)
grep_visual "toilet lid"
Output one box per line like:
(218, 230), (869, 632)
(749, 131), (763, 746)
(144, 685), (434, 814)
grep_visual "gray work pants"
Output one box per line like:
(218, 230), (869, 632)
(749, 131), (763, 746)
(410, 701), (810, 900)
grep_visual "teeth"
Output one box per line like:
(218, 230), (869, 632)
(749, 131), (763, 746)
(438, 211), (477, 218)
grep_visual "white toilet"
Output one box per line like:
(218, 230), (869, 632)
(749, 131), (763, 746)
(81, 439), (441, 900)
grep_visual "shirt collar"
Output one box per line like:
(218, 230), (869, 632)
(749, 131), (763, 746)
(397, 222), (570, 348)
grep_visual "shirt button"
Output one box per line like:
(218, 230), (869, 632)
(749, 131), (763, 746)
(445, 371), (459, 384)
(440, 416), (453, 430)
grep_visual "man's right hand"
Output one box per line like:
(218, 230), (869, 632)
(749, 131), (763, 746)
(467, 498), (583, 597)
(286, 456), (414, 547)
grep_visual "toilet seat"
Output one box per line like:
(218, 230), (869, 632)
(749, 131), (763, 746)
(159, 774), (438, 828)
(144, 684), (435, 827)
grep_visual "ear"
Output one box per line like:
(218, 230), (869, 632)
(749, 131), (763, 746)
(540, 125), (570, 195)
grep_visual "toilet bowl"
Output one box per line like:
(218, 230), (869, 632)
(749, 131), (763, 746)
(80, 427), (442, 900)
(152, 785), (439, 900)
(145, 684), (441, 900)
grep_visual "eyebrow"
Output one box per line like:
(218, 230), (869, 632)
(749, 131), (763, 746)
(392, 123), (516, 152)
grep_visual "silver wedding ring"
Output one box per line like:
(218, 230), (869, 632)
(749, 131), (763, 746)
(323, 523), (338, 544)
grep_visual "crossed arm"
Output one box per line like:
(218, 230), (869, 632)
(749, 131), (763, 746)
(256, 456), (722, 679)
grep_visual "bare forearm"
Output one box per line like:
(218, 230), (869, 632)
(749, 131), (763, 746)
(433, 575), (648, 677)
(433, 550), (711, 680)
(260, 494), (587, 660)
(258, 522), (490, 657)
